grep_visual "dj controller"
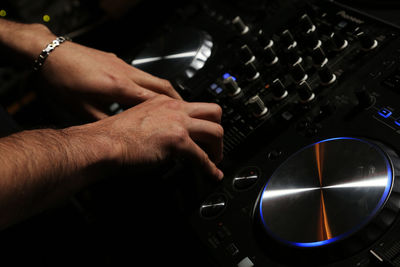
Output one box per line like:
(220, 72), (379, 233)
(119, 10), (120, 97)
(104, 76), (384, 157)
(128, 0), (400, 266)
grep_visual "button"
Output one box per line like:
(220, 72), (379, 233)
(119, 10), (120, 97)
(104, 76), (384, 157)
(225, 243), (239, 256)
(200, 194), (227, 218)
(233, 167), (260, 190)
(355, 85), (374, 108)
(238, 257), (254, 267)
(378, 108), (392, 118)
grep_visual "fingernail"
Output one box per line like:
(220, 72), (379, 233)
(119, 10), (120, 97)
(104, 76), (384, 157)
(217, 169), (224, 180)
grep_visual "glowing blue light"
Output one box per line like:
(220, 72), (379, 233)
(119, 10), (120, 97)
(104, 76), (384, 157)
(259, 137), (393, 248)
(378, 108), (392, 118)
(215, 87), (223, 94)
(223, 73), (236, 81)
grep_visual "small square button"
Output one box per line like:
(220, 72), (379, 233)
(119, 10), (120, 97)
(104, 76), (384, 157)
(378, 108), (392, 118)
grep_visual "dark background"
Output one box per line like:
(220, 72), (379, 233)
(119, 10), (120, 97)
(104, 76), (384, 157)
(0, 0), (399, 266)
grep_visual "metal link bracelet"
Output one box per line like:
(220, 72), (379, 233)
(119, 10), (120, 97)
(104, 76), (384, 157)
(33, 36), (68, 71)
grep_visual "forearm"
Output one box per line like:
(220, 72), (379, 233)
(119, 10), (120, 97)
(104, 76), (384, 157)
(0, 123), (115, 229)
(0, 19), (55, 67)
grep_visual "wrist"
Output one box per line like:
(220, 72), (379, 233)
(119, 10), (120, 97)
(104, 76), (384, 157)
(0, 20), (56, 64)
(22, 23), (57, 62)
(61, 121), (119, 167)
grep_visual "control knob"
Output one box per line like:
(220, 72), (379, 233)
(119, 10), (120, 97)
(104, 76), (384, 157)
(232, 16), (249, 35)
(318, 65), (336, 86)
(271, 78), (288, 100)
(311, 46), (328, 67)
(291, 62), (308, 83)
(281, 29), (297, 49)
(355, 85), (375, 108)
(263, 46), (279, 66)
(358, 32), (378, 51)
(330, 31), (348, 51)
(243, 61), (260, 81)
(284, 46), (302, 66)
(258, 29), (274, 49)
(298, 80), (315, 103)
(303, 30), (321, 50)
(239, 45), (256, 64)
(223, 76), (242, 97)
(300, 14), (316, 33)
(248, 95), (269, 117)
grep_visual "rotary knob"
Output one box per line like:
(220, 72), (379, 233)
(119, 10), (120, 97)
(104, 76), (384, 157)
(355, 85), (375, 108)
(243, 61), (260, 81)
(311, 46), (328, 67)
(358, 32), (378, 51)
(264, 46), (279, 66)
(281, 29), (297, 49)
(258, 29), (274, 50)
(330, 31), (348, 51)
(298, 80), (315, 103)
(291, 62), (308, 83)
(284, 46), (302, 66)
(248, 95), (269, 117)
(303, 30), (321, 50)
(271, 78), (288, 100)
(232, 16), (249, 35)
(318, 65), (336, 86)
(239, 45), (256, 64)
(223, 76), (242, 97)
(300, 14), (316, 33)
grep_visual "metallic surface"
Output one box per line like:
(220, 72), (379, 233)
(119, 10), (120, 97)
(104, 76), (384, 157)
(259, 137), (393, 247)
(131, 28), (213, 80)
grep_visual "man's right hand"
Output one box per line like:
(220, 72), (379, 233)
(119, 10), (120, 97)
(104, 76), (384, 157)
(92, 95), (224, 180)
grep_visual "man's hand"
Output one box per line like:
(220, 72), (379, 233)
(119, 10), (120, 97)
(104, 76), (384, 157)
(41, 41), (181, 119)
(94, 95), (224, 180)
(0, 20), (182, 119)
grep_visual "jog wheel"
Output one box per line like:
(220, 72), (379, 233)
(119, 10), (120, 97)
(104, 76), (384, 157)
(131, 28), (213, 81)
(256, 137), (400, 263)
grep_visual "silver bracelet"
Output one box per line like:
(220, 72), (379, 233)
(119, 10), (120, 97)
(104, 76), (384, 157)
(33, 36), (68, 71)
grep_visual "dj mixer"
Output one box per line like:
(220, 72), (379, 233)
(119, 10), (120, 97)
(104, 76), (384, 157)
(128, 0), (400, 266)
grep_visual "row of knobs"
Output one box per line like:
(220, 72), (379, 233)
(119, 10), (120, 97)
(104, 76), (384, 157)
(232, 14), (378, 52)
(223, 76), (289, 117)
(226, 13), (379, 118)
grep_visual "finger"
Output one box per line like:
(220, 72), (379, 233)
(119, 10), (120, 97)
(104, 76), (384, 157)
(113, 81), (159, 106)
(184, 102), (223, 123)
(187, 118), (224, 164)
(129, 67), (182, 100)
(81, 102), (109, 120)
(178, 138), (224, 181)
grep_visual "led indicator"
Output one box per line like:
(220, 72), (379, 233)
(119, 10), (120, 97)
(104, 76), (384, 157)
(0, 10), (6, 17)
(210, 83), (218, 90)
(43, 14), (51, 22)
(395, 119), (400, 127)
(223, 73), (236, 81)
(378, 108), (392, 118)
(215, 87), (223, 94)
